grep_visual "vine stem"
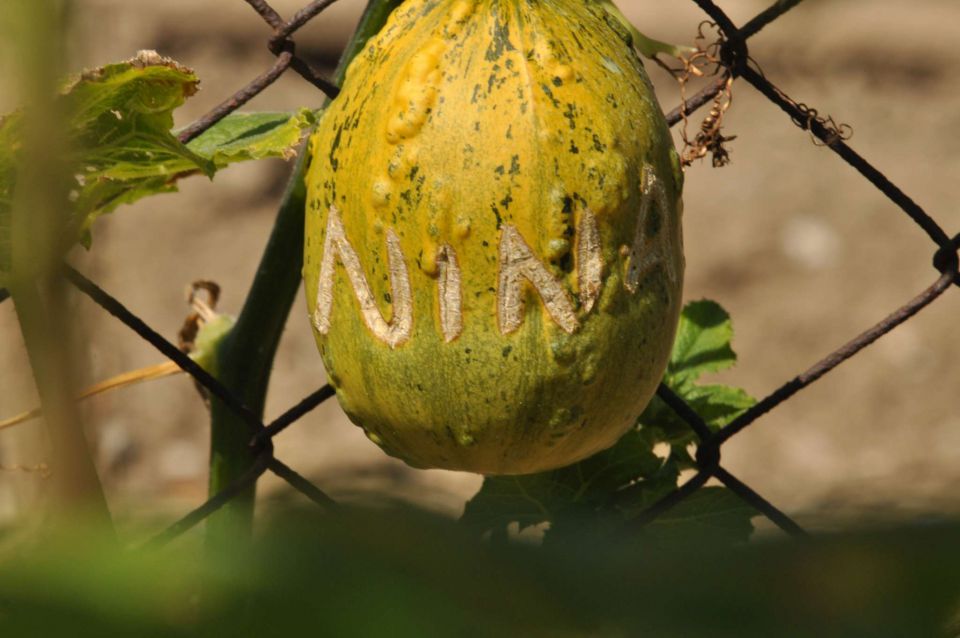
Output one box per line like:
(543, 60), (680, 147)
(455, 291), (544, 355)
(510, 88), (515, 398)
(204, 0), (404, 552)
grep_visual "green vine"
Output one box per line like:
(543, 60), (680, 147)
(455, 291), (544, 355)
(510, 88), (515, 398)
(204, 0), (405, 551)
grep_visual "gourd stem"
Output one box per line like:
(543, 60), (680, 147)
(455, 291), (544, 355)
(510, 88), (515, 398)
(204, 0), (404, 552)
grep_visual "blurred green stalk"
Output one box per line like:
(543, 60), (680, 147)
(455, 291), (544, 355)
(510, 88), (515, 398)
(7, 0), (114, 535)
(204, 0), (404, 552)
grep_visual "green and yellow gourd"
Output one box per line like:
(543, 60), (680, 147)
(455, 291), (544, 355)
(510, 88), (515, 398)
(303, 0), (684, 475)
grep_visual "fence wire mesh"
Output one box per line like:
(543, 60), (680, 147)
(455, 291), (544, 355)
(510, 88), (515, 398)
(3, 0), (958, 546)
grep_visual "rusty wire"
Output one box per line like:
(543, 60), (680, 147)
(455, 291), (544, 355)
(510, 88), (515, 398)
(1, 0), (957, 546)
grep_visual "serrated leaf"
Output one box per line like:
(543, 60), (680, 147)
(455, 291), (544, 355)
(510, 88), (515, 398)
(636, 394), (692, 446)
(613, 458), (682, 515)
(0, 52), (314, 286)
(667, 300), (737, 386)
(538, 461), (683, 547)
(542, 458), (685, 547)
(460, 473), (559, 535)
(683, 384), (754, 428)
(64, 51), (214, 186)
(561, 428), (664, 497)
(462, 429), (664, 536)
(637, 384), (753, 450)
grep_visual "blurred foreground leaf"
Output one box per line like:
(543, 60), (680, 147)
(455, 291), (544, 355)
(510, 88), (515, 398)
(0, 51), (314, 285)
(463, 300), (757, 544)
(1, 508), (958, 637)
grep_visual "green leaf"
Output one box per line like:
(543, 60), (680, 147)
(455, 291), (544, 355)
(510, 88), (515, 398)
(683, 383), (754, 428)
(5, 508), (960, 637)
(0, 51), (314, 285)
(460, 473), (561, 535)
(667, 299), (737, 386)
(461, 429), (665, 536)
(565, 428), (664, 496)
(63, 52), (214, 244)
(641, 487), (756, 546)
(639, 384), (754, 450)
(186, 110), (317, 167)
(612, 458), (682, 514)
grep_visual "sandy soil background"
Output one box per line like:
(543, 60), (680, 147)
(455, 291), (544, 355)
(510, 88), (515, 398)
(1, 0), (958, 537)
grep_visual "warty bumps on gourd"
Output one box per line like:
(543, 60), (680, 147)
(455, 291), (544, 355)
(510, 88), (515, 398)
(303, 0), (685, 475)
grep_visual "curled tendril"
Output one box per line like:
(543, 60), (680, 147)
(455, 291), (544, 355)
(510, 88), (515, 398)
(658, 22), (736, 168)
(748, 60), (853, 147)
(657, 21), (853, 166)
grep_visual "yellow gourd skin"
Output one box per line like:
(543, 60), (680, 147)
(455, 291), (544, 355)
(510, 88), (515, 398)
(303, 0), (684, 475)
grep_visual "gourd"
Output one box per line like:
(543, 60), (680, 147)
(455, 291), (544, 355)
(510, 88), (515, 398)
(303, 0), (684, 475)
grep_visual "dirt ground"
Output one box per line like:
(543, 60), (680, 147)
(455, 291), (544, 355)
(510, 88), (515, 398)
(1, 0), (959, 537)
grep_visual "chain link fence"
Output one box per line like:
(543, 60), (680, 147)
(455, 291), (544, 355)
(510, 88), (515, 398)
(3, 0), (958, 546)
